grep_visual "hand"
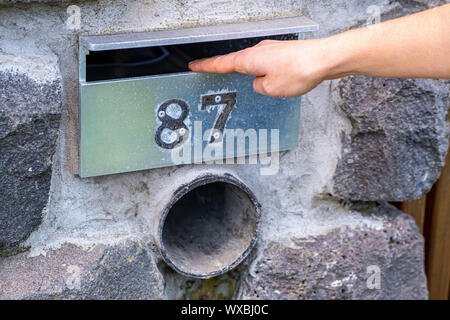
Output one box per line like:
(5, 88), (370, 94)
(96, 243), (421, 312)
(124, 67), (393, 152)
(189, 5), (450, 98)
(189, 39), (334, 98)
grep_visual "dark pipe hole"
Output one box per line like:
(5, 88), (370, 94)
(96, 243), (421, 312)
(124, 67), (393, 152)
(161, 181), (259, 277)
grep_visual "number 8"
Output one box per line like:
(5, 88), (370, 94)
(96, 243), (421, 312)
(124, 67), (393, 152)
(154, 99), (189, 149)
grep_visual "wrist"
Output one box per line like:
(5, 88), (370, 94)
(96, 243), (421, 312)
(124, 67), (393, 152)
(319, 30), (363, 80)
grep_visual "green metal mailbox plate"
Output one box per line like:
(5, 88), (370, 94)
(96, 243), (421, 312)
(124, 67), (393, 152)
(79, 17), (318, 178)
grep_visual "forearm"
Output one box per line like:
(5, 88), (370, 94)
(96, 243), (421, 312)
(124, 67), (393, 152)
(323, 4), (450, 80)
(189, 4), (450, 97)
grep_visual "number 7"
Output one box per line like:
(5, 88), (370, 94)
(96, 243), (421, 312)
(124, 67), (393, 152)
(200, 92), (237, 143)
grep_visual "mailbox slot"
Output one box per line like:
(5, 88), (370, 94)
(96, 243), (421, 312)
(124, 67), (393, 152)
(86, 34), (296, 82)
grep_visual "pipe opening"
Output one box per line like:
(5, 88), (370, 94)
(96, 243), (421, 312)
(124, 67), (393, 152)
(159, 176), (260, 278)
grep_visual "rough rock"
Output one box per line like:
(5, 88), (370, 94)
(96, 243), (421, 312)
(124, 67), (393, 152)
(0, 70), (62, 255)
(0, 240), (165, 299)
(241, 203), (428, 300)
(333, 77), (449, 201)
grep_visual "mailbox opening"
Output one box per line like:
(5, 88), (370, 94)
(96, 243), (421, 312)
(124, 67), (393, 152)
(159, 175), (260, 278)
(86, 34), (296, 82)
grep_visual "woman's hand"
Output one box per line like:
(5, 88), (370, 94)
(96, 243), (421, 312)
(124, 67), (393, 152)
(189, 39), (335, 98)
(189, 4), (450, 98)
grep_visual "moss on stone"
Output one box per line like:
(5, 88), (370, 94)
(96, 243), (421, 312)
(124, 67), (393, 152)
(182, 271), (238, 300)
(0, 245), (31, 257)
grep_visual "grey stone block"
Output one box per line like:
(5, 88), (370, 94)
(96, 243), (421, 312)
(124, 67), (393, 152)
(333, 77), (449, 201)
(241, 203), (428, 300)
(0, 240), (166, 299)
(0, 71), (62, 255)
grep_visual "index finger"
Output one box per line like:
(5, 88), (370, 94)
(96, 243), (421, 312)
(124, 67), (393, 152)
(189, 49), (266, 76)
(188, 52), (241, 73)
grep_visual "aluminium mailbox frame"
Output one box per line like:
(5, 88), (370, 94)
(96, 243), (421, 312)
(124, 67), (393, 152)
(78, 17), (318, 178)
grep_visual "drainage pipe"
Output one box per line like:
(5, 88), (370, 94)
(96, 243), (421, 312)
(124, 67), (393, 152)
(153, 172), (260, 279)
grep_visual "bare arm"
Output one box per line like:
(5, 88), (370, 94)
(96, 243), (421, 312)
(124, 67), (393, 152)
(188, 4), (450, 97)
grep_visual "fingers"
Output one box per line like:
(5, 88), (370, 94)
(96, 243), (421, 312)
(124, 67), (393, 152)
(189, 47), (266, 75)
(253, 76), (268, 95)
(254, 39), (280, 47)
(189, 52), (239, 73)
(188, 40), (280, 73)
(253, 76), (301, 98)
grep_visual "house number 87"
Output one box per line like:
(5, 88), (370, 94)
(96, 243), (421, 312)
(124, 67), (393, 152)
(154, 92), (237, 149)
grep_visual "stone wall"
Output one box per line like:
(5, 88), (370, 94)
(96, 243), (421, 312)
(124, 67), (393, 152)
(0, 0), (448, 299)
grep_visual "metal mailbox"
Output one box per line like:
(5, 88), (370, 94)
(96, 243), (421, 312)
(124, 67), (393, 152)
(79, 17), (318, 177)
